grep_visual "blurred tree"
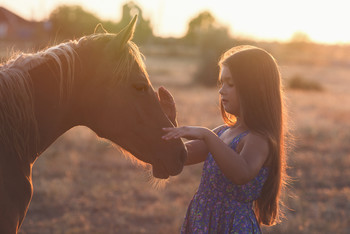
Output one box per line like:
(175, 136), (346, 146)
(49, 5), (100, 41)
(49, 2), (153, 44)
(290, 31), (311, 44)
(287, 31), (311, 51)
(116, 1), (153, 43)
(185, 11), (233, 86)
(184, 11), (215, 44)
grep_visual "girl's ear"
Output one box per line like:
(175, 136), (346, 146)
(104, 15), (138, 57)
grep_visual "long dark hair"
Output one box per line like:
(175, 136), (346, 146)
(219, 45), (288, 225)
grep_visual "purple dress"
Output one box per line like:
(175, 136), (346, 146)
(181, 127), (268, 234)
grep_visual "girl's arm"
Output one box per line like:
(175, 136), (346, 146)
(183, 140), (208, 165)
(183, 125), (226, 166)
(162, 126), (269, 185)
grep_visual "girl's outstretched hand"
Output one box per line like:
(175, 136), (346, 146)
(162, 126), (210, 141)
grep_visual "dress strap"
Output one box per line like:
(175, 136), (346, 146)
(216, 125), (230, 136)
(230, 130), (249, 148)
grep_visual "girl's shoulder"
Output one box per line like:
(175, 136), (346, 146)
(212, 124), (229, 135)
(240, 131), (269, 147)
(245, 131), (268, 141)
(237, 131), (269, 157)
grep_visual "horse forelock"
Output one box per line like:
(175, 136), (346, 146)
(76, 33), (147, 85)
(112, 40), (148, 85)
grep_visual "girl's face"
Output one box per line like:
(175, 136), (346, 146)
(219, 66), (240, 116)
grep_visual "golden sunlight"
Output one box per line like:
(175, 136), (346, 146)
(1, 0), (349, 44)
(2, 0), (350, 233)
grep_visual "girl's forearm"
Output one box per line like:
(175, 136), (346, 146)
(202, 129), (251, 184)
(184, 140), (209, 166)
(162, 125), (260, 183)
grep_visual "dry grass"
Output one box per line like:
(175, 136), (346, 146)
(17, 45), (350, 233)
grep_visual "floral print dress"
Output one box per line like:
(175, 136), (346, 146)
(181, 127), (268, 234)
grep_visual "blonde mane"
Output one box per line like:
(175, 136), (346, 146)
(0, 40), (79, 161)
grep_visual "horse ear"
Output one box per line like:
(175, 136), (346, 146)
(94, 23), (108, 34)
(117, 14), (138, 46)
(105, 15), (138, 56)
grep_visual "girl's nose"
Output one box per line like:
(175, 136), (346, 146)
(219, 86), (224, 95)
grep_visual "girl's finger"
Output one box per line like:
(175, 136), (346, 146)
(162, 134), (179, 140)
(162, 130), (185, 140)
(162, 131), (177, 139)
(162, 127), (174, 132)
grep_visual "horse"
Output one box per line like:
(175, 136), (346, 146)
(0, 16), (187, 233)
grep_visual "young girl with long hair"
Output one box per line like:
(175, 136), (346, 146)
(161, 45), (288, 233)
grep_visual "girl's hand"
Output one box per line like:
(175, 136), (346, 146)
(162, 126), (210, 141)
(157, 86), (177, 127)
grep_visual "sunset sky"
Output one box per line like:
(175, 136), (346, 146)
(1, 0), (349, 44)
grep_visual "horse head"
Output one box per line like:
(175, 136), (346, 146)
(71, 16), (187, 179)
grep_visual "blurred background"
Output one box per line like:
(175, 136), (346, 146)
(1, 0), (349, 233)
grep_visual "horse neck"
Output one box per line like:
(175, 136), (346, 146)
(28, 56), (80, 162)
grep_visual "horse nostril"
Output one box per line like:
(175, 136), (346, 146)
(180, 148), (187, 164)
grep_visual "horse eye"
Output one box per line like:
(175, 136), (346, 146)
(133, 83), (149, 92)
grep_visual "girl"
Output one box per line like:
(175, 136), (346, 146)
(161, 45), (288, 233)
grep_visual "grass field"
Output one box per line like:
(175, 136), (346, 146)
(17, 44), (350, 233)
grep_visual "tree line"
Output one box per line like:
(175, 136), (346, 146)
(49, 2), (231, 45)
(49, 1), (314, 87)
(49, 2), (234, 86)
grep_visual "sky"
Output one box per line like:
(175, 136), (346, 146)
(1, 0), (350, 44)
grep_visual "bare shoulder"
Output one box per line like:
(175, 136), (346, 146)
(246, 132), (268, 144)
(238, 131), (269, 157)
(212, 124), (227, 135)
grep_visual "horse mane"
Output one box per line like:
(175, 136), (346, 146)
(0, 41), (78, 162)
(0, 32), (146, 162)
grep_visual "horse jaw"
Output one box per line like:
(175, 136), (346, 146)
(152, 164), (170, 179)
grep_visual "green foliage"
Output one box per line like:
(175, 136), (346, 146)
(49, 2), (153, 43)
(117, 1), (153, 43)
(290, 31), (311, 44)
(286, 31), (311, 51)
(184, 11), (215, 45)
(185, 11), (233, 86)
(49, 5), (100, 40)
(287, 74), (324, 91)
